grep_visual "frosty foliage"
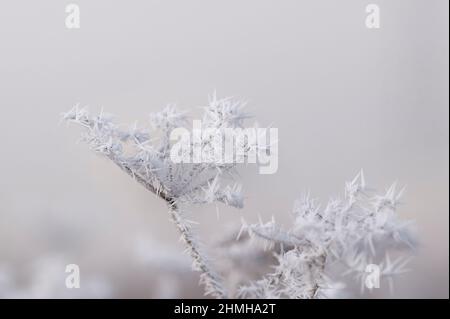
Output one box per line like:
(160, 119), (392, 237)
(63, 94), (257, 298)
(63, 94), (249, 209)
(237, 171), (415, 298)
(64, 95), (415, 299)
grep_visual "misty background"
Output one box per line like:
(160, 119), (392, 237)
(0, 0), (448, 298)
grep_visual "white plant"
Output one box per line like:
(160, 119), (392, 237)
(63, 94), (256, 298)
(63, 94), (415, 299)
(237, 171), (415, 298)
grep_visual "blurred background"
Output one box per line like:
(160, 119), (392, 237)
(0, 0), (448, 298)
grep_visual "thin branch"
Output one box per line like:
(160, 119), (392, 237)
(113, 160), (228, 298)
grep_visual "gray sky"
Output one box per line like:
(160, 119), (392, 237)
(0, 0), (448, 298)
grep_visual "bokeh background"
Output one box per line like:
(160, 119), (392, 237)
(0, 0), (448, 298)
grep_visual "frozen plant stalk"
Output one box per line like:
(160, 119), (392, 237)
(238, 171), (415, 298)
(64, 94), (415, 299)
(63, 94), (260, 298)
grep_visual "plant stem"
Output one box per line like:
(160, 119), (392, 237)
(168, 204), (227, 299)
(309, 253), (327, 298)
(113, 160), (228, 298)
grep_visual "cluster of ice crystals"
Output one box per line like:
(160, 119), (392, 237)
(63, 94), (255, 209)
(238, 171), (415, 298)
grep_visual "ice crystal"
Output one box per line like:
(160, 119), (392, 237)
(238, 171), (415, 298)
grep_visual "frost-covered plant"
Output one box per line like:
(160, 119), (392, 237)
(237, 171), (415, 298)
(63, 94), (258, 298)
(63, 95), (415, 299)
